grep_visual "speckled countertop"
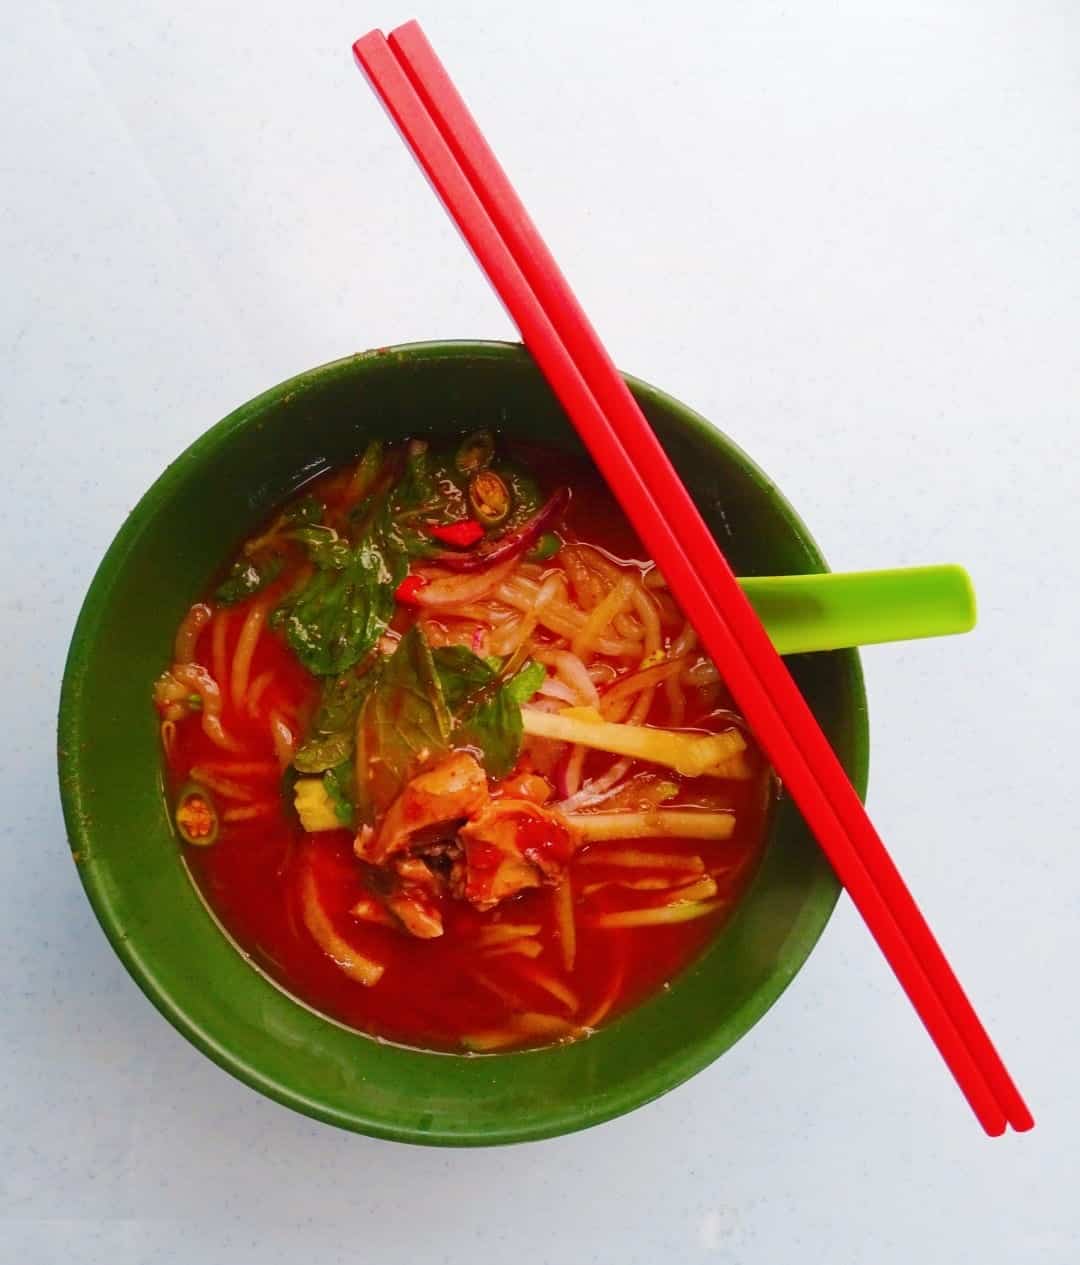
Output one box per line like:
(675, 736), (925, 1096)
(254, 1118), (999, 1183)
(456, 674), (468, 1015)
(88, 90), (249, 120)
(3, 3), (1078, 1261)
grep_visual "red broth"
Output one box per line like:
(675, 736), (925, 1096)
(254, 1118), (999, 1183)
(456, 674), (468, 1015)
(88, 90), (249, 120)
(159, 441), (772, 1052)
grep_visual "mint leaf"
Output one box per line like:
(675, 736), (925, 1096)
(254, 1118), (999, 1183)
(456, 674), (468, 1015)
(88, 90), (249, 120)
(454, 656), (547, 780)
(505, 660), (546, 705)
(273, 500), (406, 676)
(432, 645), (498, 712)
(354, 626), (453, 819)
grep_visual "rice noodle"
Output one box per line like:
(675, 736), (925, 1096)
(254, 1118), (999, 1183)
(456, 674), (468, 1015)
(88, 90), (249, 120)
(536, 570), (567, 607)
(560, 685), (656, 808)
(652, 592), (682, 627)
(195, 759), (278, 777)
(174, 603), (212, 664)
(572, 546), (661, 659)
(603, 683), (657, 727)
(571, 576), (635, 660)
(489, 573), (551, 659)
(482, 616), (520, 657)
(559, 548), (606, 607)
(414, 556), (520, 607)
(223, 801), (278, 823)
(612, 612), (645, 641)
(523, 697), (565, 714)
(671, 621), (697, 660)
(575, 545), (624, 585)
(537, 677), (578, 705)
(231, 597), (270, 711)
(431, 602), (516, 630)
(537, 648), (598, 794)
(557, 758), (632, 812)
(189, 765), (258, 801)
(628, 687), (655, 725)
(246, 669), (274, 717)
(664, 673), (686, 727)
(537, 649), (600, 707)
(171, 662), (241, 751)
(497, 576), (640, 657)
(160, 719), (177, 756)
(599, 658), (687, 719)
(630, 586), (661, 657)
(210, 610), (230, 691)
(300, 859), (383, 985)
(561, 744), (587, 798)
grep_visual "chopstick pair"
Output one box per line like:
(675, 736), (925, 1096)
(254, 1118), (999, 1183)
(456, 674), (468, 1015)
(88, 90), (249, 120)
(352, 21), (1031, 1135)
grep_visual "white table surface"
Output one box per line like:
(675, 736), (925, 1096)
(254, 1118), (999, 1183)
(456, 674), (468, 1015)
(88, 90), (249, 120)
(4, 2), (1078, 1261)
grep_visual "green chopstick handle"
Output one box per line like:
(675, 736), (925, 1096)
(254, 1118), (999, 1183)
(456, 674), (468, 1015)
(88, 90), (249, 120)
(737, 565), (977, 656)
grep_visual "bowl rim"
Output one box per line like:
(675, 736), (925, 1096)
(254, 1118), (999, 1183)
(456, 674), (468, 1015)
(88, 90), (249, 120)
(58, 339), (868, 1143)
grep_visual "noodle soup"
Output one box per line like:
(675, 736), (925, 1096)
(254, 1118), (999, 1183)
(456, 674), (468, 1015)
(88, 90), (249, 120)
(155, 434), (772, 1052)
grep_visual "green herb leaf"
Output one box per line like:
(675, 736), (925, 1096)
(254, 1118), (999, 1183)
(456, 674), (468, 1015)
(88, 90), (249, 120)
(287, 524), (352, 569)
(451, 655), (547, 779)
(354, 626), (453, 819)
(293, 729), (354, 775)
(430, 643), (547, 777)
(350, 441), (384, 503)
(389, 438), (471, 546)
(504, 660), (546, 705)
(292, 669), (375, 773)
(323, 760), (356, 827)
(394, 440), (439, 518)
(313, 669), (373, 734)
(431, 645), (498, 712)
(273, 502), (406, 676)
(214, 554), (284, 605)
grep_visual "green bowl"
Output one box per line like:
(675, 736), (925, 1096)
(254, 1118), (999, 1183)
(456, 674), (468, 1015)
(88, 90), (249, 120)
(58, 340), (868, 1145)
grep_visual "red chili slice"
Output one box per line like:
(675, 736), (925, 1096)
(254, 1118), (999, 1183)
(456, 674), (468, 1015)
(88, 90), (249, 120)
(394, 574), (428, 605)
(427, 519), (485, 548)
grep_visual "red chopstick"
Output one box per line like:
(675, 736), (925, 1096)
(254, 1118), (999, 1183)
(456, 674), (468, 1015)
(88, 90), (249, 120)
(352, 25), (1031, 1135)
